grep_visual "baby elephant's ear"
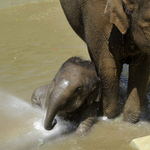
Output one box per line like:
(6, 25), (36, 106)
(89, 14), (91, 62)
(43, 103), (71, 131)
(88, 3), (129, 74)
(87, 78), (101, 105)
(104, 0), (129, 34)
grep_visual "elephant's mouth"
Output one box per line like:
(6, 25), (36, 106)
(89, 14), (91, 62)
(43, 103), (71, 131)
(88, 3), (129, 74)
(66, 100), (88, 119)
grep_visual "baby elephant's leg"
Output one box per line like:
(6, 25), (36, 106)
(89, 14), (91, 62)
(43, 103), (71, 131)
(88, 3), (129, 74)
(76, 116), (97, 135)
(76, 101), (99, 135)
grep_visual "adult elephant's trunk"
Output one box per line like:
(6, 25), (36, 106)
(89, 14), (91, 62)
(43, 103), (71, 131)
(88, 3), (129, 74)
(44, 87), (67, 130)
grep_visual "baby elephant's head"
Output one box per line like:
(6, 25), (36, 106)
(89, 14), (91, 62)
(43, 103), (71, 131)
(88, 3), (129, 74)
(44, 57), (101, 130)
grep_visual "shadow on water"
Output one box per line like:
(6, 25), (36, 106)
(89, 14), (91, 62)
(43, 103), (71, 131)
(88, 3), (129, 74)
(0, 91), (76, 150)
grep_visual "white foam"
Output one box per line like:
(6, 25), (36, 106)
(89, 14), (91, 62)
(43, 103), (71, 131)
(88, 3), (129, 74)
(101, 116), (108, 120)
(33, 116), (76, 137)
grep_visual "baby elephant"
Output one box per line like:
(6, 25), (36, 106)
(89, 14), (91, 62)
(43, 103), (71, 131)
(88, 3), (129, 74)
(31, 57), (101, 135)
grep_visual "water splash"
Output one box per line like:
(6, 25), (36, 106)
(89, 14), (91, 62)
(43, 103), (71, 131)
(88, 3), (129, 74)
(101, 116), (108, 121)
(0, 90), (76, 150)
(34, 117), (76, 135)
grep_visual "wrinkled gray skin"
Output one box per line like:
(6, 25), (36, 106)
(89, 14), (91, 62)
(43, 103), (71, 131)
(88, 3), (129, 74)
(31, 57), (101, 135)
(31, 84), (49, 109)
(59, 0), (150, 123)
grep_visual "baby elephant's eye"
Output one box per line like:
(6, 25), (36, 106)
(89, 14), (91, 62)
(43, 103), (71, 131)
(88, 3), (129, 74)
(75, 86), (83, 93)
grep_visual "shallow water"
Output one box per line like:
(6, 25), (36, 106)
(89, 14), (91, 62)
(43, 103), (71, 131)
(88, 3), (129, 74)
(0, 91), (76, 150)
(0, 1), (150, 150)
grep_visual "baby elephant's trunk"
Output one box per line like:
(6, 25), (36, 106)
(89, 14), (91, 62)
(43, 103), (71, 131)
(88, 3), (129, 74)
(44, 88), (67, 130)
(44, 99), (60, 130)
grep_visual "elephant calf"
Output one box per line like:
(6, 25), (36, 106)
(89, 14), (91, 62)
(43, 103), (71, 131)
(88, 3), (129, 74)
(31, 57), (101, 135)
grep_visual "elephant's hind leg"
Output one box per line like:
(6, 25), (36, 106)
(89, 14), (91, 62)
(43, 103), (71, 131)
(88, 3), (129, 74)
(123, 53), (150, 123)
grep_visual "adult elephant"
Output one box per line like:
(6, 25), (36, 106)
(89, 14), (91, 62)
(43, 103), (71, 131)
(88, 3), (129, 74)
(59, 0), (150, 123)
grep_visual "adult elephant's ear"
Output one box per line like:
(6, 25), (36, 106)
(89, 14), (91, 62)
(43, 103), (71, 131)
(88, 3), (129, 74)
(123, 0), (137, 12)
(104, 0), (130, 34)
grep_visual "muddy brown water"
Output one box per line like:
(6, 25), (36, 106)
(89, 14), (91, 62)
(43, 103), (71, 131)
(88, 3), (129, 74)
(0, 1), (150, 150)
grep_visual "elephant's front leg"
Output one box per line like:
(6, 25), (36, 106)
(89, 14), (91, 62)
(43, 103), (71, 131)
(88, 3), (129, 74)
(123, 53), (150, 123)
(82, 0), (123, 118)
(99, 52), (122, 118)
(87, 39), (122, 118)
(75, 102), (98, 135)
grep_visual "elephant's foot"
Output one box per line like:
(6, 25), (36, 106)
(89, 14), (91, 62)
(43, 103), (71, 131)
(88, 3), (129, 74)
(123, 108), (141, 123)
(123, 89), (142, 123)
(104, 104), (121, 119)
